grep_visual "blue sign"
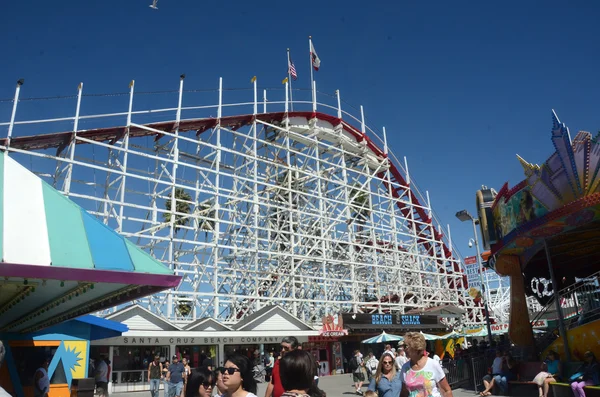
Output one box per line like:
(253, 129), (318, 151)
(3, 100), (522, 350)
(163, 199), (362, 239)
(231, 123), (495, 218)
(400, 315), (421, 326)
(371, 314), (393, 325)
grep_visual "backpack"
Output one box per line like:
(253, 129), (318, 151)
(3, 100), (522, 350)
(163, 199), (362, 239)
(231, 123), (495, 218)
(349, 356), (359, 372)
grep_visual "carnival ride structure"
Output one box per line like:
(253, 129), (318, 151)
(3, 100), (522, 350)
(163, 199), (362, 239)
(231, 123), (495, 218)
(0, 77), (487, 327)
(480, 111), (600, 351)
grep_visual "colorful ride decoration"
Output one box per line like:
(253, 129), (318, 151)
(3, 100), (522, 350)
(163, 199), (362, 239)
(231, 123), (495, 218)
(543, 318), (600, 363)
(478, 111), (600, 347)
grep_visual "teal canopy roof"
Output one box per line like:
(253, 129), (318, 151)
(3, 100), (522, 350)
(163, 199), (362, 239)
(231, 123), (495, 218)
(0, 152), (180, 333)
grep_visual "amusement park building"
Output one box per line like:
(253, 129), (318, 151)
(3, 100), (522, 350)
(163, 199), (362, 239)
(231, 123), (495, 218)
(0, 78), (488, 333)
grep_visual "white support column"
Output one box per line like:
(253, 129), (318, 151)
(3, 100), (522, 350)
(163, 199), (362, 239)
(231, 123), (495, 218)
(382, 126), (402, 313)
(404, 156), (411, 185)
(64, 82), (83, 195)
(263, 89), (267, 114)
(425, 191), (438, 293)
(117, 80), (134, 232)
(360, 105), (366, 135)
(402, 156), (423, 299)
(283, 114), (296, 317)
(312, 81), (317, 112)
(340, 142), (358, 313)
(284, 81), (289, 114)
(108, 346), (114, 392)
(167, 75), (185, 319)
(336, 90), (342, 119)
(217, 344), (225, 367)
(253, 78), (258, 116)
(313, 141), (327, 315)
(213, 77), (223, 318)
(252, 80), (261, 310)
(6, 79), (24, 146)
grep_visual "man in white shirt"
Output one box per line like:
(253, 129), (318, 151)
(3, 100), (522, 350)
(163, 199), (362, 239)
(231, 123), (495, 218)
(365, 352), (379, 382)
(95, 357), (109, 397)
(383, 344), (393, 356)
(395, 345), (408, 369)
(482, 350), (504, 393)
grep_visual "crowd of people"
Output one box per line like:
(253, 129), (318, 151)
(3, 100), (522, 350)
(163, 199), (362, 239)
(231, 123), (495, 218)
(478, 347), (600, 397)
(141, 336), (327, 397)
(348, 332), (454, 397)
(142, 332), (455, 397)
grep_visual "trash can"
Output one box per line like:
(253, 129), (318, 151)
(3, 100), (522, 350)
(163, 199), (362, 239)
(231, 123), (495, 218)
(70, 378), (96, 397)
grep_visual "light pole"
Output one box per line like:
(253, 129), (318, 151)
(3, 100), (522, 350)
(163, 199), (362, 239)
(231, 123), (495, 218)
(456, 209), (494, 346)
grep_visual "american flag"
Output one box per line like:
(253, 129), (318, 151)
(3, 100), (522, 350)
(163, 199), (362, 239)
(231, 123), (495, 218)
(288, 58), (298, 80)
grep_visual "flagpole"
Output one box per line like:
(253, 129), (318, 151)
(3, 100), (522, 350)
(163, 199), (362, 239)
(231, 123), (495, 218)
(287, 48), (294, 111)
(309, 36), (315, 107)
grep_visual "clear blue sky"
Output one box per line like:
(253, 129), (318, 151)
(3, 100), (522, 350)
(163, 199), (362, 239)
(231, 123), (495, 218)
(1, 0), (600, 260)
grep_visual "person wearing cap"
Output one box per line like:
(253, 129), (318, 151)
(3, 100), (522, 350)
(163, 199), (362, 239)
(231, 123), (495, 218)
(167, 355), (186, 397)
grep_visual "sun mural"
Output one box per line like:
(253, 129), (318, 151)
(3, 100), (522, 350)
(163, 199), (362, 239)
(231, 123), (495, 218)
(47, 340), (87, 388)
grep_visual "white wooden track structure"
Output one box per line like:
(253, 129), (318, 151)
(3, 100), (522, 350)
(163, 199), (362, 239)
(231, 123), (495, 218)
(0, 77), (488, 328)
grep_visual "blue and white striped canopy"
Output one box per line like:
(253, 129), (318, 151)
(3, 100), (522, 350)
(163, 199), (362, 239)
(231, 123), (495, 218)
(362, 331), (404, 344)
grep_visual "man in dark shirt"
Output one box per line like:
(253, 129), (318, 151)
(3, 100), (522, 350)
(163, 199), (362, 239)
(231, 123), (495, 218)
(167, 355), (185, 397)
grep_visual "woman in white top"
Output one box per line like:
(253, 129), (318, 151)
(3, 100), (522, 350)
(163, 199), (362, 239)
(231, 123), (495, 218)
(220, 354), (258, 397)
(400, 332), (453, 397)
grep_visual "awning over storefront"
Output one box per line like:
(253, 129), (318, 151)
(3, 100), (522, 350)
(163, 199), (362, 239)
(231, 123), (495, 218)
(0, 153), (181, 333)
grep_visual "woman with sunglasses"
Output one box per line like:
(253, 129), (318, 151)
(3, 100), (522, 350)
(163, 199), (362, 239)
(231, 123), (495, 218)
(367, 351), (402, 397)
(399, 332), (453, 397)
(220, 354), (258, 397)
(185, 367), (215, 397)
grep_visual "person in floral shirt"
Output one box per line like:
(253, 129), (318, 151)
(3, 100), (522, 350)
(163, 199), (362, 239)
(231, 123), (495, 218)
(399, 332), (453, 397)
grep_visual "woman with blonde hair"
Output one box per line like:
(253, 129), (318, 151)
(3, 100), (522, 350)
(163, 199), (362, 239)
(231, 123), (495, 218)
(399, 332), (453, 397)
(367, 351), (402, 397)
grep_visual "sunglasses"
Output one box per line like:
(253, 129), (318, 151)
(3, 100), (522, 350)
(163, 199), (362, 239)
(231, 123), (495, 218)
(382, 361), (393, 365)
(280, 345), (292, 352)
(220, 367), (241, 375)
(202, 382), (215, 389)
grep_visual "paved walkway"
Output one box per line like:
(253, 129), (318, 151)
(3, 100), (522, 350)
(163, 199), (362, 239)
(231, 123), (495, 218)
(113, 374), (481, 396)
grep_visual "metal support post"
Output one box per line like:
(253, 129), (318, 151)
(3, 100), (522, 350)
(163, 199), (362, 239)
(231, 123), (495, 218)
(471, 218), (494, 345)
(7, 79), (24, 147)
(312, 81), (317, 112)
(360, 105), (366, 135)
(544, 239), (571, 362)
(213, 77), (223, 318)
(64, 82), (83, 195)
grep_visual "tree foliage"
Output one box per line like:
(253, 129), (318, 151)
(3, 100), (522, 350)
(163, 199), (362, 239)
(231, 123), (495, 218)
(164, 187), (192, 232)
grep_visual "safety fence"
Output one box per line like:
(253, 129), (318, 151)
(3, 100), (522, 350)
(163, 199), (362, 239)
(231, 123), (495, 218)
(442, 354), (491, 392)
